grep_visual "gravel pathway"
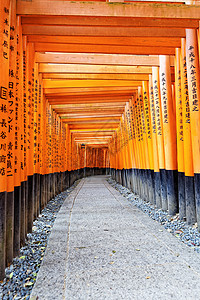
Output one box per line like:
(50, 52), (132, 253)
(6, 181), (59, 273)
(0, 180), (80, 300)
(2, 176), (200, 299)
(108, 178), (200, 253)
(31, 175), (200, 300)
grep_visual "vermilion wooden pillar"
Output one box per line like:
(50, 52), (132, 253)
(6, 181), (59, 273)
(13, 5), (22, 259)
(181, 38), (195, 225)
(6, 0), (16, 266)
(152, 67), (166, 209)
(142, 81), (154, 204)
(26, 42), (35, 233)
(149, 74), (160, 206)
(175, 47), (185, 220)
(159, 55), (178, 215)
(186, 28), (200, 228)
(0, 0), (10, 281)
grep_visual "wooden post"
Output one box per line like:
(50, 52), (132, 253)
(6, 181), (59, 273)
(0, 0), (10, 279)
(175, 47), (186, 220)
(143, 81), (154, 204)
(185, 28), (200, 227)
(13, 12), (22, 259)
(6, 0), (16, 266)
(180, 38), (195, 225)
(152, 67), (166, 209)
(149, 74), (160, 206)
(159, 55), (178, 215)
(27, 42), (35, 233)
(22, 35), (28, 238)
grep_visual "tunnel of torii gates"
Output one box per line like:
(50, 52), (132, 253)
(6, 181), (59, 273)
(2, 0), (200, 280)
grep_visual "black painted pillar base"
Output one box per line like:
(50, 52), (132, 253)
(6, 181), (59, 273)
(154, 172), (161, 208)
(141, 169), (144, 198)
(27, 175), (34, 233)
(47, 173), (50, 203)
(66, 171), (70, 189)
(33, 174), (38, 220)
(136, 169), (140, 196)
(106, 168), (110, 175)
(55, 173), (57, 194)
(135, 169), (140, 195)
(138, 169), (142, 198)
(115, 169), (118, 183)
(0, 191), (6, 280)
(160, 169), (168, 211)
(166, 170), (178, 216)
(140, 169), (144, 200)
(71, 170), (75, 183)
(70, 171), (75, 186)
(141, 169), (145, 199)
(110, 168), (113, 178)
(147, 170), (154, 204)
(69, 171), (72, 186)
(129, 169), (134, 193)
(133, 169), (137, 192)
(122, 169), (127, 187)
(47, 174), (50, 200)
(47, 174), (50, 203)
(114, 169), (117, 182)
(129, 169), (134, 192)
(113, 168), (114, 179)
(80, 169), (84, 180)
(25, 179), (28, 236)
(178, 172), (186, 220)
(48, 173), (51, 200)
(20, 181), (26, 246)
(52, 173), (55, 198)
(56, 172), (59, 194)
(55, 172), (57, 194)
(112, 168), (114, 180)
(40, 175), (46, 211)
(194, 173), (200, 231)
(151, 170), (156, 205)
(52, 173), (56, 197)
(48, 173), (51, 198)
(144, 169), (149, 201)
(63, 172), (66, 190)
(124, 169), (126, 187)
(119, 169), (123, 185)
(126, 169), (130, 188)
(102, 168), (106, 175)
(6, 191), (14, 266)
(14, 185), (21, 258)
(115, 169), (119, 183)
(60, 172), (64, 192)
(62, 171), (65, 191)
(37, 174), (41, 216)
(185, 175), (196, 225)
(119, 169), (122, 184)
(43, 175), (47, 206)
(128, 169), (132, 189)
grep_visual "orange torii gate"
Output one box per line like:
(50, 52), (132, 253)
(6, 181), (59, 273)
(1, 0), (200, 280)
